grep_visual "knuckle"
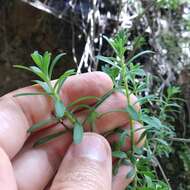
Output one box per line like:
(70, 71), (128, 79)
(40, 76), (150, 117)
(51, 159), (108, 190)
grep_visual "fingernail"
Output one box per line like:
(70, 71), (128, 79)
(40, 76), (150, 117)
(71, 133), (110, 161)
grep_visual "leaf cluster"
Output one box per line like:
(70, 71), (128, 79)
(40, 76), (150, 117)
(98, 30), (182, 190)
(14, 51), (86, 144)
(14, 30), (183, 190)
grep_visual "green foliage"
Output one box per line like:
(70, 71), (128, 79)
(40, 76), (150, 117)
(178, 144), (190, 173)
(98, 30), (183, 189)
(73, 122), (84, 144)
(14, 51), (81, 144)
(157, 0), (187, 10)
(14, 30), (184, 190)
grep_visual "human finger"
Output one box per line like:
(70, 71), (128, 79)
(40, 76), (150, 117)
(12, 91), (140, 189)
(0, 71), (113, 158)
(112, 164), (134, 190)
(12, 124), (72, 190)
(63, 92), (140, 134)
(50, 133), (112, 190)
(0, 147), (17, 190)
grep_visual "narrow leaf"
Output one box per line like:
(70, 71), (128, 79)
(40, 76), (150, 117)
(103, 35), (118, 54)
(134, 95), (156, 105)
(126, 105), (139, 121)
(83, 89), (115, 126)
(112, 151), (126, 159)
(96, 55), (121, 69)
(49, 53), (66, 79)
(94, 88), (115, 108)
(70, 104), (92, 113)
(31, 51), (43, 68)
(13, 92), (51, 97)
(54, 69), (75, 93)
(28, 118), (57, 133)
(73, 122), (84, 144)
(118, 130), (129, 148)
(54, 99), (65, 118)
(43, 51), (51, 75)
(30, 66), (47, 81)
(67, 96), (100, 108)
(13, 65), (32, 72)
(127, 50), (154, 64)
(33, 130), (66, 146)
(141, 115), (163, 129)
(32, 80), (51, 94)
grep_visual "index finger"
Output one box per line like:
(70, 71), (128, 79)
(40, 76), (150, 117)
(0, 72), (113, 159)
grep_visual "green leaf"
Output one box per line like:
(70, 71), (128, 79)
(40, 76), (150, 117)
(167, 86), (181, 97)
(141, 115), (162, 129)
(13, 92), (51, 97)
(127, 50), (154, 64)
(28, 117), (57, 133)
(145, 175), (153, 187)
(73, 122), (84, 144)
(94, 88), (115, 108)
(135, 68), (146, 76)
(126, 105), (139, 121)
(54, 99), (65, 118)
(13, 65), (32, 72)
(134, 95), (156, 105)
(43, 51), (51, 75)
(14, 65), (48, 82)
(70, 104), (92, 113)
(118, 129), (129, 148)
(32, 80), (51, 94)
(49, 53), (66, 79)
(112, 151), (126, 159)
(86, 110), (97, 123)
(96, 55), (121, 69)
(30, 66), (47, 81)
(31, 51), (43, 68)
(103, 35), (118, 54)
(54, 69), (75, 93)
(67, 96), (100, 108)
(33, 130), (66, 146)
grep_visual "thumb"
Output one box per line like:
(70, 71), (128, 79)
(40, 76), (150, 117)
(50, 133), (112, 190)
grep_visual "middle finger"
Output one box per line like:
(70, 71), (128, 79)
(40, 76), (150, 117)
(13, 91), (140, 190)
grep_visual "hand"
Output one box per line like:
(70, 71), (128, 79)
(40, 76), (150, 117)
(0, 72), (143, 190)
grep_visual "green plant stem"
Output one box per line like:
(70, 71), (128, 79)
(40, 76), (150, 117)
(47, 79), (76, 125)
(65, 110), (76, 124)
(121, 57), (135, 155)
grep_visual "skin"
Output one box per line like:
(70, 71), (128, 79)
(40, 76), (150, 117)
(0, 72), (144, 190)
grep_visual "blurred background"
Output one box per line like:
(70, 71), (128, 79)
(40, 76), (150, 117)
(0, 0), (190, 189)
